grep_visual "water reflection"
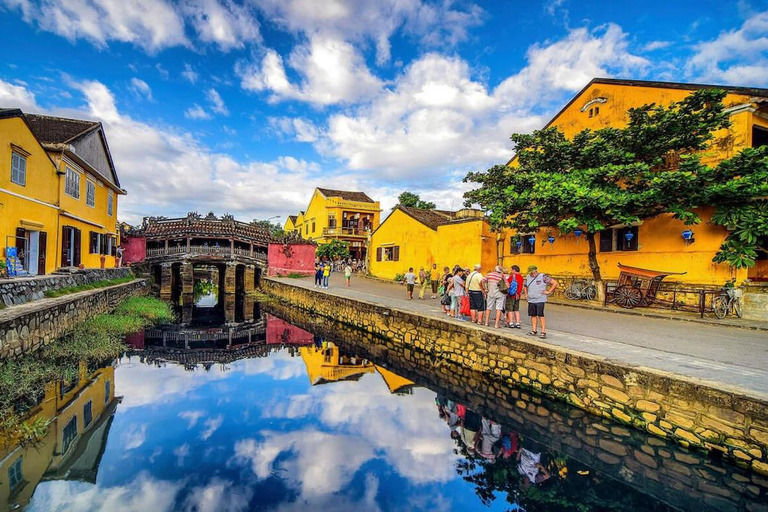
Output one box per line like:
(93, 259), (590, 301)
(6, 308), (768, 512)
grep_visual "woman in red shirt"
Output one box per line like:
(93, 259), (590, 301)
(505, 265), (524, 328)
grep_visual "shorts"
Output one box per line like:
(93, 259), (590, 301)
(486, 293), (505, 311)
(528, 302), (546, 317)
(469, 291), (485, 311)
(431, 281), (439, 293)
(407, 284), (415, 293)
(505, 296), (520, 312)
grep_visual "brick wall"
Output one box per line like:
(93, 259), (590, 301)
(263, 278), (768, 476)
(0, 268), (134, 307)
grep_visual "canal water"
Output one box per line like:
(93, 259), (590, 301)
(4, 295), (768, 511)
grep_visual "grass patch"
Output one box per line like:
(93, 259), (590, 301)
(44, 276), (136, 298)
(0, 295), (174, 446)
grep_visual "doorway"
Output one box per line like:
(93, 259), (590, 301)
(61, 226), (81, 267)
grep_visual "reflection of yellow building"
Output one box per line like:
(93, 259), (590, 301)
(502, 79), (768, 285)
(369, 206), (497, 280)
(300, 344), (375, 385)
(0, 109), (125, 274)
(0, 364), (117, 510)
(285, 188), (382, 261)
(375, 366), (415, 395)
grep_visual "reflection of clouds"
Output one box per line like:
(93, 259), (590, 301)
(181, 477), (253, 512)
(233, 429), (374, 497)
(238, 351), (306, 381)
(269, 473), (382, 512)
(200, 414), (223, 441)
(261, 393), (315, 420)
(124, 424), (147, 450)
(116, 360), (230, 409)
(175, 444), (191, 466)
(179, 410), (206, 428)
(27, 472), (182, 512)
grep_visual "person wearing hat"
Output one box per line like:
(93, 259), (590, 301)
(522, 265), (558, 339)
(465, 263), (486, 324)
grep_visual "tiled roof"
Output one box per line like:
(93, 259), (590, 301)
(140, 214), (313, 245)
(25, 114), (100, 144)
(288, 215), (298, 223)
(317, 187), (375, 203)
(397, 206), (457, 230)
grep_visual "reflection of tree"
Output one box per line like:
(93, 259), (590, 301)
(452, 423), (668, 512)
(193, 279), (217, 303)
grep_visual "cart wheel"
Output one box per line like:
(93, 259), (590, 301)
(565, 287), (577, 300)
(614, 285), (643, 308)
(734, 298), (743, 319)
(584, 285), (596, 301)
(713, 295), (727, 319)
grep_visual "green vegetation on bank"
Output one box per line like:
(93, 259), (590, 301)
(43, 275), (136, 298)
(0, 296), (174, 446)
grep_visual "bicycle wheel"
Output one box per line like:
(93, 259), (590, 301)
(565, 287), (578, 300)
(713, 295), (727, 319)
(734, 298), (743, 318)
(584, 285), (596, 301)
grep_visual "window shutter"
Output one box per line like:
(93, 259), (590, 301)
(73, 229), (81, 266)
(376, 247), (382, 262)
(89, 232), (97, 254)
(61, 227), (70, 266)
(599, 230), (613, 253)
(393, 246), (400, 261)
(38, 231), (47, 275)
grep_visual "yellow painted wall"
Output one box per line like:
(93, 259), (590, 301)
(0, 117), (60, 275)
(369, 211), (499, 280)
(501, 82), (767, 285)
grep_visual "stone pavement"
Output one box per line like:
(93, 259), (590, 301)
(275, 273), (768, 399)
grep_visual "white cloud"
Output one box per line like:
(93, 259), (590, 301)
(1, 0), (188, 53)
(184, 103), (211, 120)
(182, 478), (253, 512)
(643, 40), (672, 51)
(686, 11), (768, 85)
(130, 77), (152, 100)
(124, 423), (147, 450)
(206, 88), (228, 115)
(182, 0), (261, 51)
(181, 63), (199, 84)
(179, 410), (206, 428)
(200, 414), (223, 440)
(239, 34), (383, 105)
(0, 77), (40, 111)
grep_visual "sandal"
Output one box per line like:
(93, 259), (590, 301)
(539, 332), (547, 339)
(527, 331), (537, 336)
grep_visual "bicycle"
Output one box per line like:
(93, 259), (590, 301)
(713, 287), (742, 319)
(564, 279), (596, 301)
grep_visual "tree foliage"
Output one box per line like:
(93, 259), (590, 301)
(252, 219), (285, 237)
(396, 191), (436, 210)
(316, 239), (350, 260)
(463, 89), (768, 281)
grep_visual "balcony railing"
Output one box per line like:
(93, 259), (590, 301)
(146, 245), (267, 261)
(322, 227), (372, 237)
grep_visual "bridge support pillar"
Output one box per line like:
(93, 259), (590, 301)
(245, 265), (256, 293)
(181, 262), (194, 295)
(224, 292), (236, 323)
(160, 263), (173, 299)
(224, 262), (237, 295)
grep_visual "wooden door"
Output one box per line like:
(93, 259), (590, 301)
(38, 231), (47, 275)
(15, 227), (25, 267)
(73, 228), (81, 266)
(61, 227), (71, 266)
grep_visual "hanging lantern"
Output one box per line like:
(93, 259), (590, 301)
(574, 229), (583, 238)
(516, 240), (523, 252)
(548, 235), (555, 244)
(682, 229), (694, 243)
(528, 235), (536, 246)
(624, 231), (634, 241)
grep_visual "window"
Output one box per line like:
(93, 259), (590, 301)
(62, 416), (77, 454)
(108, 192), (114, 216)
(594, 106), (600, 116)
(328, 215), (337, 229)
(305, 225), (308, 235)
(105, 379), (111, 404)
(753, 125), (768, 148)
(599, 227), (639, 252)
(65, 167), (80, 199)
(589, 108), (594, 118)
(8, 457), (22, 490)
(86, 180), (96, 207)
(312, 222), (316, 233)
(89, 231), (100, 254)
(84, 400), (93, 428)
(376, 246), (399, 262)
(11, 152), (26, 186)
(519, 236), (536, 254)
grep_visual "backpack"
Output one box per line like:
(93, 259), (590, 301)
(497, 276), (509, 293)
(508, 277), (519, 296)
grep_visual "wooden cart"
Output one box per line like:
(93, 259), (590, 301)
(608, 263), (687, 309)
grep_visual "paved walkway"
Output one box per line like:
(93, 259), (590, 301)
(273, 274), (768, 400)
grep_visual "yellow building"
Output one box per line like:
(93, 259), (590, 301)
(369, 206), (498, 280)
(0, 364), (117, 510)
(285, 188), (381, 261)
(499, 78), (768, 286)
(0, 109), (125, 274)
(300, 343), (375, 385)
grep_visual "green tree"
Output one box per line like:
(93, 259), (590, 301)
(316, 239), (350, 260)
(396, 191), (436, 210)
(463, 89), (768, 294)
(252, 219), (285, 238)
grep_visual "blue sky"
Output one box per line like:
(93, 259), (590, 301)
(0, 0), (766, 225)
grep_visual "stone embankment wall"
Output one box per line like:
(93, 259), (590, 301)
(0, 279), (148, 359)
(267, 301), (768, 512)
(263, 278), (768, 476)
(0, 268), (134, 307)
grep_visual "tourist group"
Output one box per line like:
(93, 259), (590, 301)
(403, 264), (558, 339)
